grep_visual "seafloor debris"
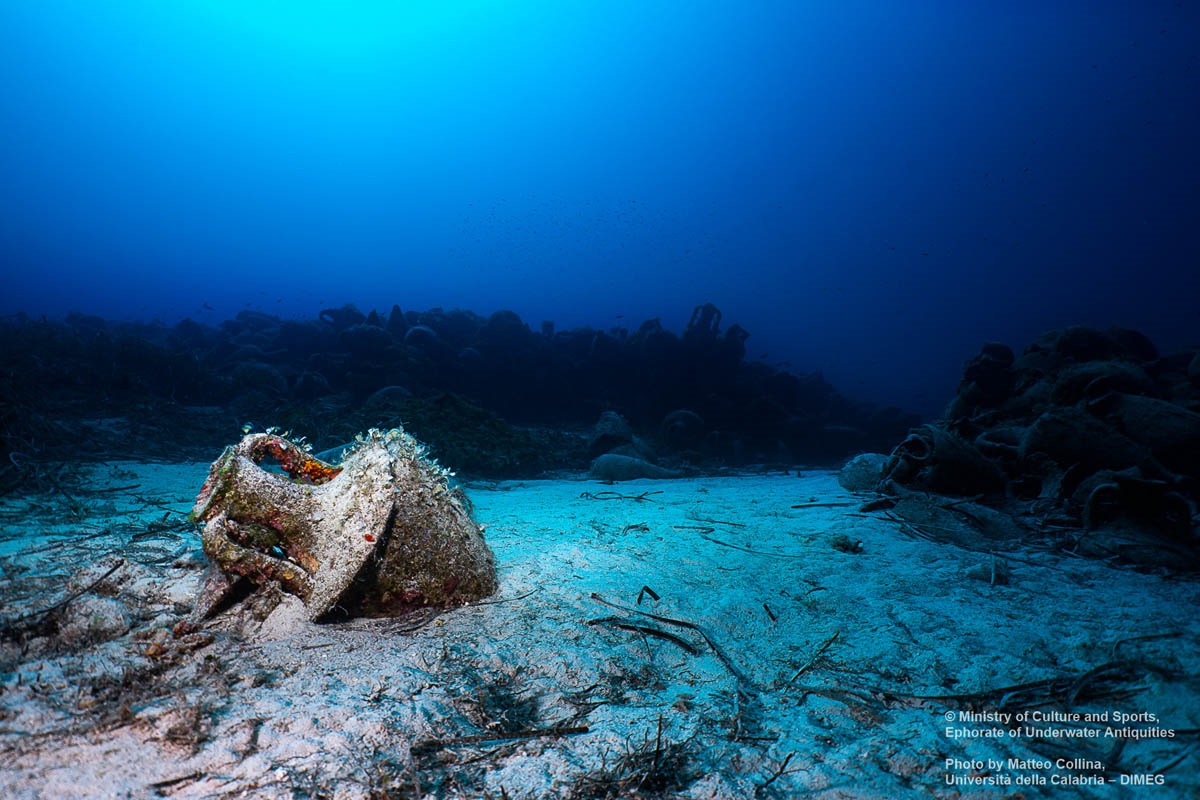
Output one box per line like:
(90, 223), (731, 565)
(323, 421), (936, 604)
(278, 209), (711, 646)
(179, 427), (497, 631)
(860, 326), (1200, 571)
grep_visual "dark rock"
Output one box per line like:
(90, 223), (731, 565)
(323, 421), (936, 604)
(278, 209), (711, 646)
(1069, 469), (1197, 567)
(57, 595), (131, 647)
(403, 324), (440, 348)
(979, 342), (1015, 366)
(1020, 406), (1147, 473)
(589, 453), (682, 481)
(660, 408), (705, 450)
(1049, 361), (1154, 406)
(723, 324), (750, 361)
(319, 304), (366, 331)
(293, 371), (331, 400)
(1049, 326), (1121, 362)
(482, 309), (530, 349)
(973, 426), (1023, 464)
(403, 324), (456, 363)
(998, 377), (1052, 419)
(1106, 326), (1158, 363)
(589, 411), (633, 458)
(171, 317), (211, 348)
(457, 346), (484, 369)
(588, 331), (623, 364)
(838, 453), (889, 492)
(277, 320), (323, 357)
(386, 305), (408, 338)
(65, 311), (107, 334)
(234, 310), (282, 332)
(418, 308), (482, 348)
(367, 393), (563, 478)
(607, 438), (658, 462)
(634, 322), (682, 363)
(231, 361), (287, 396)
(684, 302), (722, 342)
(886, 424), (1006, 496)
(364, 385), (414, 409)
(955, 341), (1016, 412)
(1089, 392), (1200, 474)
(0, 303), (924, 483)
(340, 324), (393, 357)
(876, 324), (1199, 572)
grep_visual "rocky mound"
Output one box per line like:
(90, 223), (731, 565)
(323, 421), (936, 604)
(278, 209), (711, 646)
(0, 303), (919, 477)
(864, 326), (1200, 571)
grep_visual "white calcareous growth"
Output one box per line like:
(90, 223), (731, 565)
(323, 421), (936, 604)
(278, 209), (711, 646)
(184, 427), (497, 628)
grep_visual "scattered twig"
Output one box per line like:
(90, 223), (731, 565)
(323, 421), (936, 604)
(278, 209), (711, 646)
(580, 491), (663, 502)
(895, 659), (1168, 711)
(470, 588), (541, 606)
(787, 682), (885, 709)
(131, 524), (190, 541)
(19, 559), (126, 625)
(89, 483), (143, 495)
(567, 715), (694, 796)
(1149, 740), (1199, 776)
(755, 751), (796, 795)
(901, 677), (1070, 708)
(590, 593), (756, 692)
(889, 515), (965, 539)
(859, 497), (896, 512)
(587, 617), (701, 655)
(133, 495), (192, 514)
(413, 725), (589, 751)
(0, 463), (28, 497)
(124, 543), (191, 566)
(790, 502), (856, 509)
(1066, 660), (1168, 706)
(688, 516), (746, 528)
(938, 495), (985, 509)
(149, 771), (203, 791)
(945, 504), (989, 529)
(1110, 632), (1181, 660)
(699, 533), (805, 559)
(637, 585), (659, 604)
(5, 526), (115, 556)
(788, 631), (840, 684)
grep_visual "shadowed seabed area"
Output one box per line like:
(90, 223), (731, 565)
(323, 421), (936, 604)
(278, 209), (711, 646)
(1, 308), (1199, 798)
(3, 1), (1200, 798)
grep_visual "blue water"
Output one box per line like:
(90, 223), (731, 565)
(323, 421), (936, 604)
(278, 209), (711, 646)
(1, 1), (1197, 417)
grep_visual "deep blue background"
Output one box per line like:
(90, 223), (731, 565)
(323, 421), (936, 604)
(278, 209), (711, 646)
(2, 1), (1197, 416)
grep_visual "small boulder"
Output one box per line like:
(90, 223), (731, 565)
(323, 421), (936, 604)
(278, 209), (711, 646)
(588, 411), (634, 458)
(660, 409), (706, 450)
(589, 453), (682, 481)
(56, 596), (131, 648)
(838, 453), (889, 492)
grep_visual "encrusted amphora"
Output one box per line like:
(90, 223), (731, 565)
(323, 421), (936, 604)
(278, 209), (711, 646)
(181, 427), (497, 629)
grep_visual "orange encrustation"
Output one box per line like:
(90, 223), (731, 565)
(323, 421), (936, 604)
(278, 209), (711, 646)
(249, 435), (343, 485)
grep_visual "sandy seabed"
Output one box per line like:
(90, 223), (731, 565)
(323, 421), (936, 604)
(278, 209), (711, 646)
(1, 462), (1197, 799)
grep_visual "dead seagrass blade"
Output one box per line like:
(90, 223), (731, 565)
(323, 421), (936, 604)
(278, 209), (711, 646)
(181, 427), (497, 631)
